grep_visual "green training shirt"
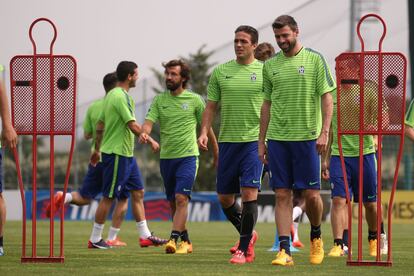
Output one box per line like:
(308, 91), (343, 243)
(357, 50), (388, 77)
(331, 81), (379, 156)
(263, 47), (336, 141)
(99, 87), (136, 157)
(208, 59), (263, 142)
(83, 98), (104, 151)
(146, 89), (205, 159)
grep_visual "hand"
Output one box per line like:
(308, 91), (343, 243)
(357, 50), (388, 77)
(150, 140), (160, 153)
(139, 133), (149, 144)
(90, 150), (101, 167)
(197, 134), (208, 151)
(321, 160), (330, 181)
(1, 126), (17, 149)
(258, 140), (268, 165)
(316, 131), (329, 155)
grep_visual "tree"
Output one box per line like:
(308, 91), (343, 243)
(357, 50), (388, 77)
(149, 44), (219, 191)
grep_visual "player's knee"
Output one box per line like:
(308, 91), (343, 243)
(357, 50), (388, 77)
(131, 189), (144, 202)
(363, 202), (376, 213)
(275, 190), (291, 205)
(175, 194), (188, 208)
(332, 197), (346, 208)
(218, 194), (235, 208)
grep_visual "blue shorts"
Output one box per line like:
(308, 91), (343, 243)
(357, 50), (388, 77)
(160, 156), (198, 201)
(0, 151), (2, 193)
(102, 153), (144, 199)
(78, 163), (104, 199)
(216, 142), (263, 194)
(330, 154), (377, 203)
(267, 140), (320, 190)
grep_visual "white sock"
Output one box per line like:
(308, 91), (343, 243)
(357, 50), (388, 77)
(293, 221), (299, 242)
(292, 206), (303, 221)
(64, 193), (73, 204)
(136, 220), (151, 239)
(90, 223), (104, 243)
(107, 226), (120, 241)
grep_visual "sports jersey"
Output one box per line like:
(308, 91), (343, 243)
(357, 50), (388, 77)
(146, 89), (205, 159)
(208, 59), (263, 142)
(263, 47), (336, 141)
(99, 87), (136, 157)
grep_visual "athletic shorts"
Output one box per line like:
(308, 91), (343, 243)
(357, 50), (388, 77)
(330, 154), (377, 202)
(267, 140), (320, 190)
(216, 142), (263, 194)
(102, 153), (144, 199)
(78, 162), (104, 199)
(160, 156), (198, 201)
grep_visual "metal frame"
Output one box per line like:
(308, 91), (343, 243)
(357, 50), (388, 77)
(336, 14), (407, 266)
(9, 18), (77, 263)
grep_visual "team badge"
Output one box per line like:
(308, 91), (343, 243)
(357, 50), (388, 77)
(250, 73), (257, 81)
(182, 103), (189, 110)
(298, 66), (305, 75)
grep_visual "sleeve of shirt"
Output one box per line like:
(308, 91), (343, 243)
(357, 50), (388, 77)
(195, 95), (206, 125)
(316, 54), (336, 96)
(145, 95), (159, 123)
(405, 100), (414, 127)
(83, 106), (93, 135)
(262, 61), (272, 101)
(114, 94), (136, 124)
(207, 67), (220, 102)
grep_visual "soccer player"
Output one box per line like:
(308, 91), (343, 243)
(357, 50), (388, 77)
(259, 15), (335, 266)
(0, 80), (18, 256)
(198, 25), (263, 264)
(140, 59), (218, 254)
(324, 56), (389, 257)
(88, 61), (167, 249)
(255, 42), (306, 249)
(46, 73), (129, 246)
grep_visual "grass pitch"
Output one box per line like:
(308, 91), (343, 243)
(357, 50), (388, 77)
(0, 221), (413, 275)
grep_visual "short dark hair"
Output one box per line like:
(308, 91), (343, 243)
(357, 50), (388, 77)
(235, 25), (259, 44)
(163, 59), (191, 88)
(254, 42), (275, 62)
(272, 15), (298, 31)
(116, 61), (138, 82)
(102, 72), (118, 93)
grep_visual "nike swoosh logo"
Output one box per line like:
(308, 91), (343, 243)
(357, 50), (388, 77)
(183, 189), (191, 192)
(273, 72), (279, 75)
(225, 76), (233, 79)
(162, 106), (168, 109)
(309, 181), (318, 186)
(367, 195), (376, 199)
(253, 180), (260, 184)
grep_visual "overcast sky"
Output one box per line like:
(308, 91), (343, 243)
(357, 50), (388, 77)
(0, 0), (409, 111)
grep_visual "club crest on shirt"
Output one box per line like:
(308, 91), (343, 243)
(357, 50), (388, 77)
(250, 73), (257, 81)
(182, 103), (189, 110)
(298, 66), (305, 75)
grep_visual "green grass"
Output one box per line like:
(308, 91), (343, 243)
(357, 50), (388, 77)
(0, 221), (413, 275)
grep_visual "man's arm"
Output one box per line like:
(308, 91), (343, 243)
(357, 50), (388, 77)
(90, 121), (104, 166)
(321, 126), (333, 181)
(128, 120), (159, 152)
(0, 81), (17, 149)
(198, 101), (217, 149)
(258, 100), (271, 164)
(316, 92), (333, 154)
(207, 127), (219, 168)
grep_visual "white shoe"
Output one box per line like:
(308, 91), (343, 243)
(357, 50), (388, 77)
(343, 245), (349, 255)
(380, 233), (388, 255)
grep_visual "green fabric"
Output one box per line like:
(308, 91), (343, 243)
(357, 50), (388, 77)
(207, 59), (263, 142)
(83, 98), (104, 151)
(263, 48), (336, 141)
(146, 90), (205, 159)
(99, 87), (136, 157)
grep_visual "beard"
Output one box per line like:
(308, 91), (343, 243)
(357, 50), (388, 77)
(278, 38), (296, 53)
(166, 80), (181, 91)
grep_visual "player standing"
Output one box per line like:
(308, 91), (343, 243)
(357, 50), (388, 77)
(198, 25), (263, 264)
(259, 15), (335, 266)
